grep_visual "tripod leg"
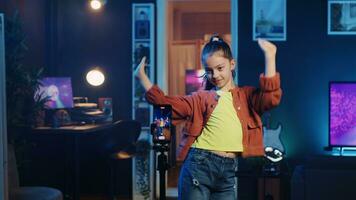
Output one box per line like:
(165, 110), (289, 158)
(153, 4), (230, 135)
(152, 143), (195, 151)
(157, 152), (168, 200)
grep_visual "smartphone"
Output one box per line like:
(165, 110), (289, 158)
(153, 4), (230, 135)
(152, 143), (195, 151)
(152, 105), (172, 143)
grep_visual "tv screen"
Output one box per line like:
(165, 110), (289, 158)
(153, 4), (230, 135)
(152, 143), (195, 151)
(36, 77), (74, 109)
(185, 69), (205, 95)
(329, 82), (356, 146)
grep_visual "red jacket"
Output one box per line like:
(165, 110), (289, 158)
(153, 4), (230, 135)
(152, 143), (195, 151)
(145, 73), (282, 160)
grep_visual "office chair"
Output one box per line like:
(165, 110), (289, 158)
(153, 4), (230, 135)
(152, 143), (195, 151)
(8, 144), (63, 200)
(106, 120), (142, 200)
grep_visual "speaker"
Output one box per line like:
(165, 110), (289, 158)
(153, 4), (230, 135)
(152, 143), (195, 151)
(98, 97), (113, 122)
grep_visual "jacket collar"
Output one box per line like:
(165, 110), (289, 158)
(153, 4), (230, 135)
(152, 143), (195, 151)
(208, 86), (240, 93)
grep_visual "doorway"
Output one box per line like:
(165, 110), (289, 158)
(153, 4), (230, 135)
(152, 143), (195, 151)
(156, 0), (237, 197)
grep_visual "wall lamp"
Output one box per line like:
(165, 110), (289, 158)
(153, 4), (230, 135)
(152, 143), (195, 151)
(89, 0), (107, 11)
(86, 68), (105, 86)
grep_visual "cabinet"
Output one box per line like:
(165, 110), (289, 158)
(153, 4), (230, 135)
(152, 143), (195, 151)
(291, 156), (356, 200)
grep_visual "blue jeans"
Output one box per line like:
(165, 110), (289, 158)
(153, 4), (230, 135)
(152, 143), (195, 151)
(178, 148), (238, 200)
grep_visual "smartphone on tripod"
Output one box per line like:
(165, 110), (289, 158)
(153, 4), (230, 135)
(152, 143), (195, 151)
(151, 105), (172, 144)
(151, 105), (172, 200)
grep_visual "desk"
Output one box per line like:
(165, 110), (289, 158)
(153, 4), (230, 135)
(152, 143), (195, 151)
(35, 123), (113, 132)
(33, 123), (114, 200)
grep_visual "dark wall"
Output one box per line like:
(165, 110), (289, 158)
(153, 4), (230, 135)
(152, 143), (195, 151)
(50, 0), (154, 121)
(0, 0), (155, 121)
(0, 0), (47, 69)
(238, 0), (356, 162)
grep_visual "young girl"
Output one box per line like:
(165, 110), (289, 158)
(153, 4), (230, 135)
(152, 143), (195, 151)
(135, 36), (282, 200)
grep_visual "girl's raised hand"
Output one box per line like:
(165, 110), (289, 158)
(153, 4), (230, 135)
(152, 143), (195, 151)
(134, 56), (153, 91)
(134, 56), (147, 79)
(257, 38), (277, 57)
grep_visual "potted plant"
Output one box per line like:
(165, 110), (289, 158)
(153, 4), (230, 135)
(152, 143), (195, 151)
(5, 11), (47, 177)
(5, 11), (46, 138)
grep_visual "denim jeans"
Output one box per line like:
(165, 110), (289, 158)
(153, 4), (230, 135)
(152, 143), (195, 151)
(178, 148), (239, 200)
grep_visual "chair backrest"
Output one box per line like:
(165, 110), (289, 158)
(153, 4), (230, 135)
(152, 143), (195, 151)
(8, 144), (20, 189)
(8, 145), (64, 200)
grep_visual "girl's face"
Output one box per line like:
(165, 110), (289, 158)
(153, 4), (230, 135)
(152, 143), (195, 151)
(205, 53), (235, 91)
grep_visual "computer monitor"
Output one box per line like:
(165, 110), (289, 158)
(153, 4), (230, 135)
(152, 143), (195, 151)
(329, 82), (356, 147)
(36, 77), (74, 109)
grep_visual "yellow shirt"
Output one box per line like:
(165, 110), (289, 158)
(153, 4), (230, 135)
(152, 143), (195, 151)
(192, 90), (243, 151)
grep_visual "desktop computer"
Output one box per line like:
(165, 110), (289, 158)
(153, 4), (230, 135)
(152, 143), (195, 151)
(35, 77), (111, 126)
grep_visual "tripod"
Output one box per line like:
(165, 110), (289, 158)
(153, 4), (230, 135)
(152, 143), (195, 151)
(153, 143), (170, 200)
(150, 108), (172, 200)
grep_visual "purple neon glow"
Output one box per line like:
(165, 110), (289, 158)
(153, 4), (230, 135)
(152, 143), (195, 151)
(36, 77), (74, 109)
(330, 83), (356, 146)
(185, 69), (205, 95)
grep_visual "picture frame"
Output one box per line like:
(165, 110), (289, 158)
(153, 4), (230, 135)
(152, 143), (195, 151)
(328, 0), (356, 35)
(134, 41), (150, 65)
(134, 6), (150, 39)
(253, 0), (287, 41)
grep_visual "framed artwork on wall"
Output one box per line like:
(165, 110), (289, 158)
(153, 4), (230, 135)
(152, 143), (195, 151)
(253, 0), (287, 41)
(134, 6), (151, 39)
(328, 0), (356, 35)
(134, 42), (150, 66)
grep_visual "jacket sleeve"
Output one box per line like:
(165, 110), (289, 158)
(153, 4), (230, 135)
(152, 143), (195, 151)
(247, 72), (282, 114)
(145, 85), (196, 125)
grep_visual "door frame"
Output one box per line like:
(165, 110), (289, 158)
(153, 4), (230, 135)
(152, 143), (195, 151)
(155, 0), (239, 197)
(156, 0), (239, 90)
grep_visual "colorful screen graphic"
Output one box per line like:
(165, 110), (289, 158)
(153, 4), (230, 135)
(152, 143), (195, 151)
(185, 69), (205, 95)
(330, 82), (356, 146)
(152, 105), (172, 142)
(36, 77), (74, 109)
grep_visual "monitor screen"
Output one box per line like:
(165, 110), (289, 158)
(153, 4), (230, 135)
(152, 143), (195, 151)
(36, 77), (74, 109)
(185, 69), (205, 95)
(329, 82), (356, 146)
